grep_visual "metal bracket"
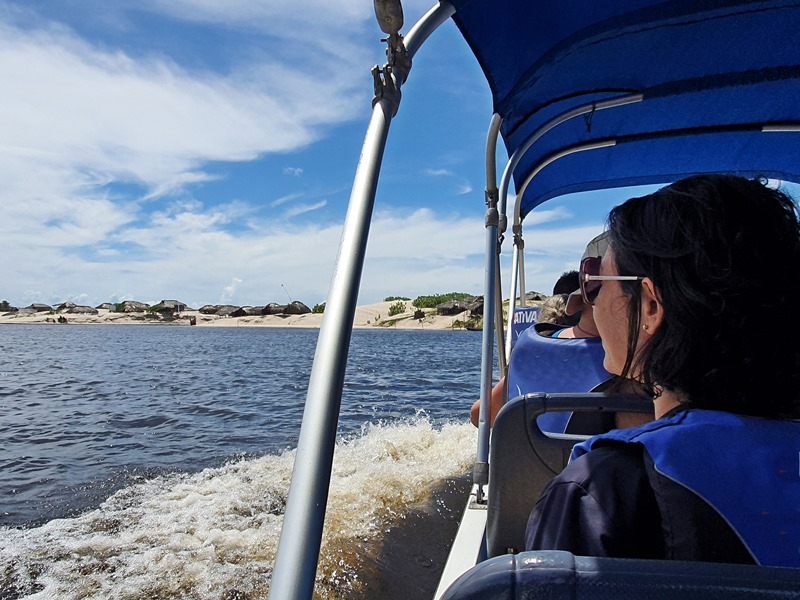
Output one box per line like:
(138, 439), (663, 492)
(485, 187), (498, 208)
(512, 223), (524, 249)
(469, 497), (489, 510)
(372, 33), (411, 116)
(484, 206), (499, 229)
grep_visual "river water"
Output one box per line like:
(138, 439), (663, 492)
(0, 324), (481, 599)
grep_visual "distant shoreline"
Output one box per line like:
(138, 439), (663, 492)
(0, 301), (480, 331)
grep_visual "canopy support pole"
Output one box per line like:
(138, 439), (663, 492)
(267, 4), (454, 599)
(501, 94), (643, 354)
(474, 113), (504, 500)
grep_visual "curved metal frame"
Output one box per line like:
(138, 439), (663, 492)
(474, 113), (504, 491)
(267, 3), (455, 599)
(500, 94), (643, 361)
(502, 118), (800, 362)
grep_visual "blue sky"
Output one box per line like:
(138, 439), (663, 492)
(0, 0), (652, 309)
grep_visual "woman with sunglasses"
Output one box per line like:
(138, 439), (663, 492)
(525, 174), (800, 567)
(471, 234), (611, 430)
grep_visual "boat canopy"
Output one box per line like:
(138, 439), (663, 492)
(450, 0), (800, 219)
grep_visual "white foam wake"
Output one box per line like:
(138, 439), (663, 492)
(1, 418), (477, 599)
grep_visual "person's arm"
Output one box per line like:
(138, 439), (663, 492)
(470, 376), (506, 427)
(525, 444), (664, 559)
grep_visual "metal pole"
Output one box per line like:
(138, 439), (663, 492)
(474, 198), (498, 497)
(504, 234), (520, 360)
(485, 113), (506, 375)
(498, 94), (643, 343)
(474, 113), (503, 496)
(267, 4), (454, 599)
(268, 98), (394, 600)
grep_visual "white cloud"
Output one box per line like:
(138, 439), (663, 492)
(282, 167), (304, 177)
(0, 18), (361, 182)
(0, 190), (605, 309)
(0, 3), (382, 308)
(271, 192), (304, 207)
(524, 206), (573, 225)
(0, 2), (566, 309)
(425, 168), (452, 177)
(285, 200), (327, 218)
(0, 6), (370, 238)
(220, 277), (243, 304)
(456, 183), (473, 195)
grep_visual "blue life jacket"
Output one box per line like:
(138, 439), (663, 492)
(507, 326), (609, 433)
(572, 409), (800, 568)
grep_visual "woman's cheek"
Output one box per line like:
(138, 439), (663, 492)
(596, 293), (630, 376)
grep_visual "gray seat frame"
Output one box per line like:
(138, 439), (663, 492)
(486, 392), (653, 557)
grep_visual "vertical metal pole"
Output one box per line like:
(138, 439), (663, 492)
(474, 199), (498, 494)
(485, 114), (507, 376)
(474, 113), (503, 493)
(518, 247), (527, 307)
(267, 99), (394, 600)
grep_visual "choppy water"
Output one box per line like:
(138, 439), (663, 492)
(0, 325), (481, 599)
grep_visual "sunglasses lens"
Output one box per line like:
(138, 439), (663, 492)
(580, 256), (602, 304)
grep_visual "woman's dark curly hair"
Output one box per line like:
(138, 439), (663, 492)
(608, 174), (800, 419)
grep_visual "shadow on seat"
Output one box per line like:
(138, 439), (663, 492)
(486, 392), (653, 558)
(439, 550), (800, 599)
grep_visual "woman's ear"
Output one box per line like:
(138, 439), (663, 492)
(640, 278), (664, 334)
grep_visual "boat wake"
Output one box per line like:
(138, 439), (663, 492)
(1, 417), (477, 599)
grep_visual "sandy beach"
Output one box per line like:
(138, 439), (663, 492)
(0, 300), (479, 331)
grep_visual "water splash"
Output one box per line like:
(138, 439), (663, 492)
(1, 419), (477, 599)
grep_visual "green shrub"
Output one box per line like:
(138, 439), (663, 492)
(452, 317), (481, 330)
(383, 296), (410, 302)
(388, 301), (406, 317)
(412, 292), (471, 309)
(312, 302), (325, 314)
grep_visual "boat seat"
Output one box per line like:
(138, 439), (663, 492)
(439, 550), (800, 599)
(507, 327), (610, 433)
(509, 306), (540, 344)
(486, 392), (652, 558)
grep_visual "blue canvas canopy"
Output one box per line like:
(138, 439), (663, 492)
(450, 0), (800, 219)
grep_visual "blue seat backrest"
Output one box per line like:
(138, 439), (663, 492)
(507, 326), (610, 433)
(440, 550), (800, 600)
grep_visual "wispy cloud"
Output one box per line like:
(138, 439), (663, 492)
(456, 183), (473, 195)
(425, 168), (452, 177)
(524, 206), (573, 225)
(0, 1), (608, 310)
(0, 2), (380, 308)
(0, 4), (370, 217)
(271, 192), (304, 207)
(285, 200), (327, 218)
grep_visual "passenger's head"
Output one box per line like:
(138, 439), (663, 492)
(565, 232), (610, 318)
(538, 294), (573, 325)
(552, 270), (579, 295)
(594, 174), (800, 418)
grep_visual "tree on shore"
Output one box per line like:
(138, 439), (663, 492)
(412, 292), (471, 309)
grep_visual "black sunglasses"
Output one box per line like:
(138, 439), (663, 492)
(580, 256), (645, 305)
